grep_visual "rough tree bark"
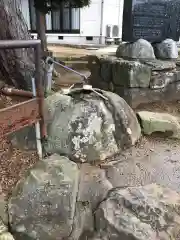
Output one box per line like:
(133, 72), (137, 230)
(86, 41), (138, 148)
(0, 0), (35, 90)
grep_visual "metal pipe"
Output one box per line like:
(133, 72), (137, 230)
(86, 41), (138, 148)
(0, 39), (47, 156)
(0, 40), (41, 49)
(99, 0), (104, 44)
(45, 57), (54, 92)
(52, 58), (88, 81)
(35, 44), (47, 139)
(32, 78), (43, 160)
(1, 87), (33, 98)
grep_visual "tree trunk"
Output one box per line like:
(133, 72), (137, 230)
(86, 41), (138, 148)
(36, 10), (47, 57)
(0, 0), (35, 90)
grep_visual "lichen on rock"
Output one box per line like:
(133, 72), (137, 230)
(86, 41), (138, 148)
(44, 89), (141, 163)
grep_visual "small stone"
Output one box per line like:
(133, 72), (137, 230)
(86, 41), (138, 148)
(153, 39), (178, 59)
(0, 219), (7, 235)
(116, 39), (155, 60)
(137, 111), (180, 139)
(0, 232), (15, 240)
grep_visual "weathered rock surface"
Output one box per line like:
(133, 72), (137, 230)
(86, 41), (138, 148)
(153, 39), (178, 59)
(0, 196), (8, 226)
(116, 39), (155, 60)
(94, 184), (180, 240)
(141, 59), (176, 71)
(88, 56), (152, 88)
(112, 59), (151, 88)
(44, 90), (141, 162)
(103, 158), (152, 188)
(78, 164), (113, 210)
(88, 54), (180, 108)
(137, 111), (180, 139)
(150, 70), (179, 89)
(115, 81), (180, 108)
(100, 56), (116, 83)
(68, 202), (94, 240)
(8, 154), (79, 240)
(102, 135), (180, 193)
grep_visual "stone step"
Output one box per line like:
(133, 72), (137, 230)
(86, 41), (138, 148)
(54, 55), (90, 62)
(54, 58), (88, 71)
(64, 61), (88, 70)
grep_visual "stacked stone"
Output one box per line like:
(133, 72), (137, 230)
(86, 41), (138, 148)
(88, 39), (180, 108)
(3, 89), (180, 239)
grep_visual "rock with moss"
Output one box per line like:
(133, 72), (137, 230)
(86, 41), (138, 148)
(116, 39), (155, 60)
(44, 89), (141, 163)
(8, 154), (79, 240)
(137, 111), (180, 139)
(112, 59), (151, 88)
(153, 39), (178, 59)
(78, 164), (113, 210)
(94, 184), (180, 240)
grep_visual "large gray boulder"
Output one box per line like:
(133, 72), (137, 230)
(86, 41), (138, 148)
(153, 39), (178, 59)
(94, 184), (180, 240)
(116, 39), (155, 60)
(8, 154), (79, 240)
(78, 164), (113, 210)
(44, 89), (141, 163)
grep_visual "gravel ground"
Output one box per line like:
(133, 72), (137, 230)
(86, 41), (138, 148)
(0, 94), (38, 198)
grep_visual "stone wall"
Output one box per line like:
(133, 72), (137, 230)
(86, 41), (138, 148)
(88, 39), (180, 108)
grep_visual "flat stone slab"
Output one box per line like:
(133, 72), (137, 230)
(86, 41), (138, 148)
(115, 81), (180, 108)
(137, 111), (180, 139)
(141, 59), (176, 71)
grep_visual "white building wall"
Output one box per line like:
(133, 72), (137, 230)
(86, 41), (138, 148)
(80, 0), (101, 37)
(102, 0), (124, 39)
(20, 0), (124, 45)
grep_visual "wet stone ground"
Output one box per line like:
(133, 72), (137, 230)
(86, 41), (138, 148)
(102, 136), (180, 192)
(101, 101), (180, 192)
